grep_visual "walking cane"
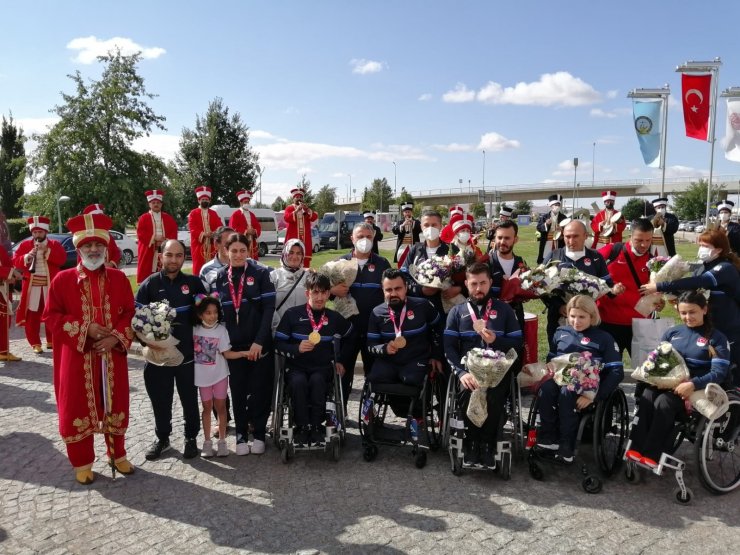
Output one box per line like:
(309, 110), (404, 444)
(101, 356), (116, 480)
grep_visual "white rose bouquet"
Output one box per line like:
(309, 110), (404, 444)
(132, 300), (183, 366)
(634, 255), (691, 316)
(519, 261), (561, 297)
(410, 255), (466, 313)
(462, 348), (518, 427)
(631, 341), (689, 389)
(554, 267), (611, 302)
(319, 258), (359, 318)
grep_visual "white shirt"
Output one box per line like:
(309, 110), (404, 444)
(498, 256), (516, 277)
(193, 323), (231, 387)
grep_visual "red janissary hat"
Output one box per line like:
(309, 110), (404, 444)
(27, 216), (51, 233)
(195, 186), (212, 201)
(145, 189), (164, 202)
(66, 213), (113, 248)
(602, 190), (617, 201)
(237, 189), (253, 203)
(82, 203), (105, 215)
(291, 188), (305, 199)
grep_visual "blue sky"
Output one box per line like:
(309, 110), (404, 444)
(2, 0), (740, 207)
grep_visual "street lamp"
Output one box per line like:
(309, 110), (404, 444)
(571, 157), (578, 213)
(482, 149), (486, 188)
(347, 174), (352, 202)
(57, 195), (70, 233)
(592, 142), (596, 188)
(256, 165), (264, 205)
(392, 161), (397, 196)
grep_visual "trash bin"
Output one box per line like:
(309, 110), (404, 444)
(524, 312), (538, 365)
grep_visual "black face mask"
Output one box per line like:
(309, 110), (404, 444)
(200, 200), (210, 209)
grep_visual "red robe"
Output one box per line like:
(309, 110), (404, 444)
(136, 210), (178, 284)
(43, 266), (135, 446)
(12, 238), (67, 326)
(590, 209), (626, 248)
(229, 207), (262, 260)
(188, 207), (222, 276)
(284, 203), (318, 268)
(0, 246), (14, 354)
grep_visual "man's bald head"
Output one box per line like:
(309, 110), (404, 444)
(563, 219), (588, 251)
(162, 239), (184, 254)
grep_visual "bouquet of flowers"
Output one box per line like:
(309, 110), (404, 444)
(631, 341), (689, 389)
(519, 261), (561, 297)
(634, 255), (691, 316)
(410, 255), (466, 313)
(132, 300), (183, 366)
(690, 383), (730, 419)
(551, 351), (601, 400)
(554, 267), (611, 301)
(519, 362), (552, 388)
(462, 348), (518, 427)
(319, 258), (359, 319)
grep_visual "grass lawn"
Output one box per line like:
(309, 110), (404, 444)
(128, 226), (700, 366)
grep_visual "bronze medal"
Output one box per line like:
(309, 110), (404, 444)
(473, 320), (487, 333)
(394, 335), (407, 349)
(308, 331), (322, 345)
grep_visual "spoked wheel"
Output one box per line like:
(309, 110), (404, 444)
(500, 451), (512, 481)
(673, 486), (694, 505)
(582, 475), (603, 494)
(694, 396), (740, 494)
(594, 388), (628, 477)
(425, 375), (444, 451)
(442, 373), (456, 448)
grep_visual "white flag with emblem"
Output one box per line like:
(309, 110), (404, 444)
(723, 98), (740, 162)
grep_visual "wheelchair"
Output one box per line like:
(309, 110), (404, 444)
(623, 386), (740, 504)
(525, 384), (629, 493)
(272, 354), (346, 463)
(358, 368), (443, 469)
(441, 370), (524, 479)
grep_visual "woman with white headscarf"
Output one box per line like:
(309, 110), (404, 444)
(270, 238), (307, 333)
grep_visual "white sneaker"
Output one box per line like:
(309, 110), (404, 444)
(250, 439), (266, 455)
(216, 439), (229, 457)
(235, 441), (250, 456)
(201, 439), (215, 458)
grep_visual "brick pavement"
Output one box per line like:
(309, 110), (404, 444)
(1, 325), (740, 554)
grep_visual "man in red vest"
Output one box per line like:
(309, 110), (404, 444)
(13, 216), (67, 353)
(136, 189), (178, 284)
(284, 187), (317, 268)
(0, 245), (22, 361)
(80, 204), (122, 268)
(228, 189), (261, 260)
(591, 190), (626, 248)
(188, 186), (222, 276)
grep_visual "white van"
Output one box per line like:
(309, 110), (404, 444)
(210, 204), (278, 257)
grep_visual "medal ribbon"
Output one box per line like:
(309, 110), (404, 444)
(387, 302), (407, 338)
(467, 298), (493, 327)
(306, 303), (327, 334)
(228, 265), (246, 324)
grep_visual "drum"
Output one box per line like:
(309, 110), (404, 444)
(523, 312), (538, 365)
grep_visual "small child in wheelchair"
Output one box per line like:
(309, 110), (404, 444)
(626, 290), (731, 468)
(275, 271), (353, 447)
(534, 295), (623, 464)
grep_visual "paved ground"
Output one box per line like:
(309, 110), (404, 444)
(1, 324), (739, 554)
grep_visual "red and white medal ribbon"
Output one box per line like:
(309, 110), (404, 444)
(228, 266), (246, 325)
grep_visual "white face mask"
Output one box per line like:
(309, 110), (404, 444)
(457, 232), (470, 243)
(551, 206), (560, 214)
(80, 249), (107, 271)
(656, 207), (666, 215)
(355, 238), (372, 254)
(422, 226), (440, 241)
(720, 212), (731, 223)
(697, 246), (718, 262)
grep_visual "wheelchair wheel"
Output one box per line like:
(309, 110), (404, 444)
(526, 389), (541, 447)
(500, 451), (512, 481)
(280, 440), (292, 464)
(330, 436), (341, 462)
(694, 394), (740, 494)
(272, 358), (287, 448)
(593, 388), (628, 477)
(624, 463), (641, 485)
(582, 475), (603, 494)
(442, 373), (456, 448)
(424, 375), (443, 451)
(673, 486), (693, 505)
(415, 450), (427, 469)
(450, 449), (463, 476)
(363, 444), (378, 462)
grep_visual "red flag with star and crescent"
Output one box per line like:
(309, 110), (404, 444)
(681, 73), (712, 141)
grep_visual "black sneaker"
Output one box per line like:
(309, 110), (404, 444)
(295, 427), (309, 447)
(463, 440), (480, 467)
(480, 443), (497, 470)
(554, 453), (574, 466)
(145, 439), (171, 461)
(310, 427), (325, 447)
(183, 438), (199, 459)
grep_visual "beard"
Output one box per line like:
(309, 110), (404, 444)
(388, 296), (404, 308)
(199, 201), (210, 209)
(80, 250), (106, 271)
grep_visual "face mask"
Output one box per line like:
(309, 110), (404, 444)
(720, 213), (731, 223)
(80, 250), (107, 271)
(697, 246), (718, 262)
(422, 226), (440, 241)
(457, 232), (470, 243)
(656, 207), (666, 215)
(355, 238), (372, 254)
(551, 206), (560, 214)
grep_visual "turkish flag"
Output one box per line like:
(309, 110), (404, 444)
(682, 73), (712, 141)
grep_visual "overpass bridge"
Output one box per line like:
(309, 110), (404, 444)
(336, 174), (740, 211)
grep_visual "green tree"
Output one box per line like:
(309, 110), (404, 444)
(469, 202), (487, 218)
(621, 197), (654, 222)
(27, 50), (168, 228)
(172, 97), (260, 211)
(514, 200), (532, 216)
(296, 175), (315, 207)
(361, 178), (393, 212)
(673, 179), (724, 221)
(314, 184), (337, 217)
(0, 115), (26, 218)
(271, 196), (287, 211)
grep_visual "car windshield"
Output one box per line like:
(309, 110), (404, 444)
(319, 222), (337, 233)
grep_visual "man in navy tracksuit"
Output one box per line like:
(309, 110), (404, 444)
(275, 272), (353, 447)
(488, 219), (530, 330)
(444, 262), (523, 469)
(136, 240), (207, 460)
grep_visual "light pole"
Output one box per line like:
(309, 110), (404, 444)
(482, 149), (486, 188)
(256, 165), (264, 206)
(347, 174), (352, 202)
(592, 142), (596, 188)
(392, 161), (397, 196)
(57, 195), (71, 233)
(571, 157), (579, 213)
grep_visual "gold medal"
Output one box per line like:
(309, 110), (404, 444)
(308, 331), (322, 345)
(394, 336), (407, 349)
(473, 320), (487, 333)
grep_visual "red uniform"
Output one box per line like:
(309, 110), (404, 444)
(13, 238), (67, 348)
(188, 207), (222, 276)
(284, 203), (318, 268)
(0, 245), (15, 357)
(596, 242), (651, 326)
(136, 210), (177, 284)
(229, 207), (262, 260)
(590, 209), (626, 247)
(43, 265), (135, 470)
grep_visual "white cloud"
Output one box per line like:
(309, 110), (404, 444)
(418, 93), (432, 101)
(442, 83), (476, 103)
(350, 58), (386, 75)
(596, 136), (621, 145)
(660, 165), (708, 178)
(478, 132), (521, 151)
(590, 108), (617, 119)
(553, 158), (593, 176)
(251, 129), (282, 141)
(476, 72), (601, 107)
(606, 90), (619, 99)
(132, 134), (181, 162)
(433, 142), (475, 153)
(296, 167), (314, 175)
(67, 36), (166, 64)
(16, 117), (60, 136)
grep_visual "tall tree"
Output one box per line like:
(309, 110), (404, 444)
(27, 50), (168, 228)
(469, 202), (487, 218)
(295, 175), (315, 207)
(514, 200), (532, 216)
(673, 179), (724, 221)
(172, 97), (260, 209)
(361, 178), (393, 212)
(0, 115), (26, 218)
(621, 197), (655, 222)
(271, 196), (287, 211)
(314, 184), (337, 217)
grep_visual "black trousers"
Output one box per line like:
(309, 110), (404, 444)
(144, 360), (200, 441)
(229, 354), (274, 441)
(458, 372), (511, 446)
(599, 321), (632, 359)
(629, 386), (685, 461)
(288, 365), (330, 428)
(537, 378), (580, 457)
(367, 358), (428, 418)
(341, 329), (375, 408)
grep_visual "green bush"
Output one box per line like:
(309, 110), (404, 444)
(7, 218), (30, 243)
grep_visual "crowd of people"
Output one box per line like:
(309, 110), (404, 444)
(1, 186), (738, 487)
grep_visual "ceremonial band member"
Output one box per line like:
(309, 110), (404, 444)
(536, 195), (566, 264)
(229, 189), (262, 260)
(591, 190), (626, 247)
(13, 216), (67, 353)
(136, 189), (177, 284)
(716, 200), (740, 255)
(284, 187), (318, 268)
(363, 210), (383, 254)
(80, 204), (122, 268)
(392, 202), (421, 265)
(486, 204), (513, 252)
(43, 212), (136, 485)
(188, 186), (222, 276)
(0, 245), (22, 361)
(649, 198), (678, 257)
(444, 262), (523, 469)
(440, 205), (466, 245)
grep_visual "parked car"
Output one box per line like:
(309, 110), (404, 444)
(678, 221), (687, 231)
(694, 224), (706, 234)
(177, 227), (192, 258)
(684, 221), (700, 232)
(275, 227), (320, 253)
(109, 230), (137, 266)
(318, 212), (364, 249)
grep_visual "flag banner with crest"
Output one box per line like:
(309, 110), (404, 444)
(723, 98), (740, 162)
(633, 100), (662, 167)
(681, 73), (712, 141)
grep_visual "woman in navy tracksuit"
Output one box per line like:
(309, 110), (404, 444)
(535, 295), (624, 464)
(627, 290), (731, 467)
